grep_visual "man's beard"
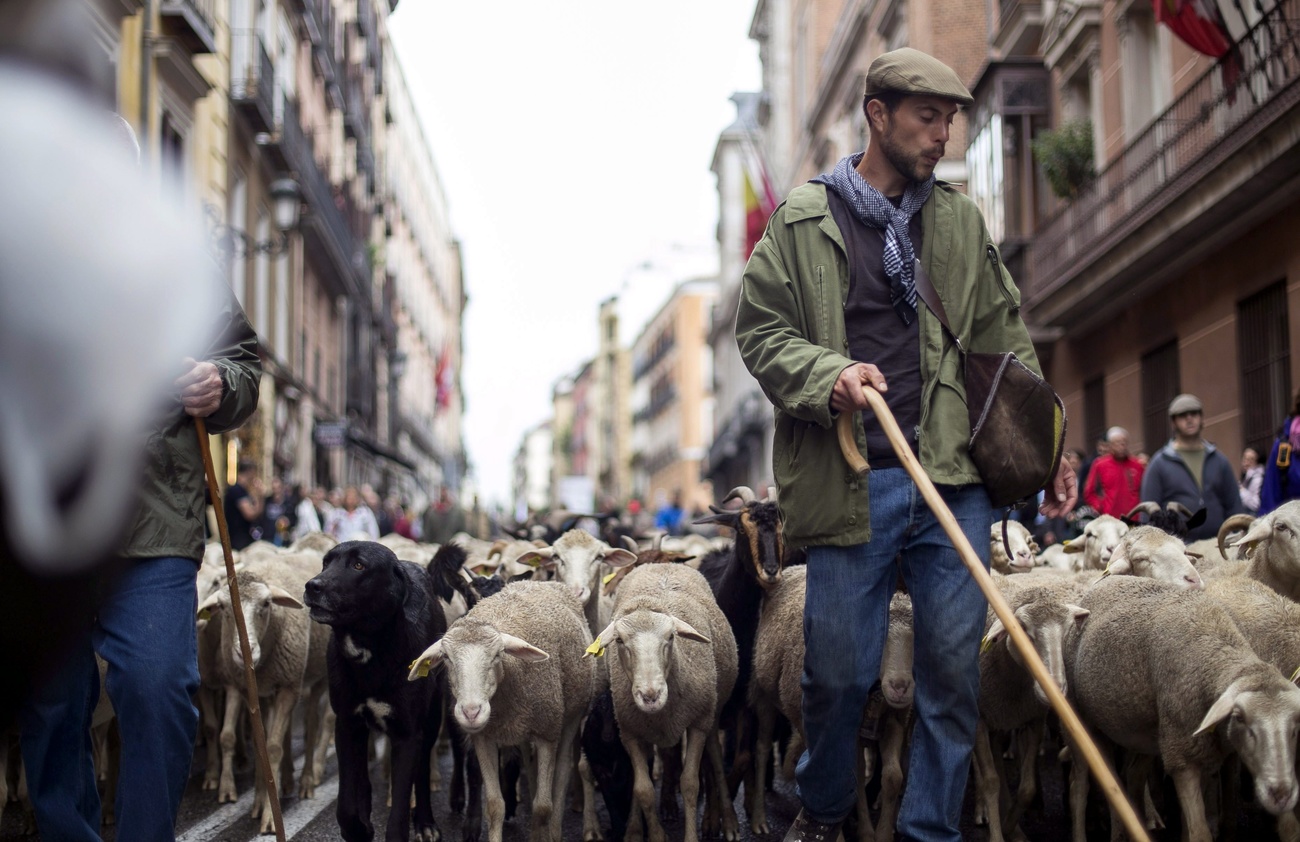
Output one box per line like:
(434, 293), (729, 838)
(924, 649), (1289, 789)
(880, 124), (932, 184)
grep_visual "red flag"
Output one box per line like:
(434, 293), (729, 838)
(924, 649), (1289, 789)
(743, 172), (772, 260)
(434, 346), (452, 410)
(1154, 0), (1242, 98)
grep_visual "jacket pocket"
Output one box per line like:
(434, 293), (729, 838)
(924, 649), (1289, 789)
(987, 243), (1021, 312)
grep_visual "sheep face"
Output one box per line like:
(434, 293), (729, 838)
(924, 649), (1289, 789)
(990, 521), (1038, 574)
(197, 571), (302, 670)
(880, 594), (914, 709)
(1103, 526), (1203, 589)
(407, 619), (548, 733)
(1233, 502), (1300, 578)
(1064, 515), (1129, 570)
(516, 530), (636, 606)
(1195, 676), (1300, 816)
(595, 609), (710, 714)
(985, 596), (1088, 705)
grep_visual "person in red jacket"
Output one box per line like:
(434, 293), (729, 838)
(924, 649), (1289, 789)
(1084, 426), (1146, 517)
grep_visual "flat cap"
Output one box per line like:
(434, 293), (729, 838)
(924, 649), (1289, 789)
(1168, 394), (1204, 417)
(864, 47), (974, 106)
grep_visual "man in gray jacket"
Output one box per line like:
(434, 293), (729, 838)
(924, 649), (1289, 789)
(1140, 393), (1244, 540)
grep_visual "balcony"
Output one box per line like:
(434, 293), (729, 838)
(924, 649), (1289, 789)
(302, 0), (344, 110)
(281, 99), (367, 301)
(230, 32), (275, 134)
(994, 0), (1044, 58)
(357, 0), (381, 69)
(159, 0), (216, 54)
(1024, 0), (1300, 329)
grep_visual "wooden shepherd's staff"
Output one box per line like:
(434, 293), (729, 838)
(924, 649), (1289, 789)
(835, 385), (1150, 842)
(195, 417), (287, 842)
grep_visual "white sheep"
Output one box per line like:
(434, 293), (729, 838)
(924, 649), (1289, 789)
(1065, 576), (1300, 842)
(1097, 525), (1204, 589)
(1062, 514), (1129, 571)
(990, 520), (1039, 574)
(197, 553), (331, 830)
(591, 561), (739, 842)
(1221, 501), (1300, 601)
(973, 581), (1089, 842)
(518, 529), (637, 637)
(1205, 576), (1300, 840)
(408, 581), (598, 842)
(747, 566), (914, 842)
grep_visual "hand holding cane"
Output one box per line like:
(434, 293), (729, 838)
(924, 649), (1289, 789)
(835, 387), (1149, 842)
(195, 417), (286, 842)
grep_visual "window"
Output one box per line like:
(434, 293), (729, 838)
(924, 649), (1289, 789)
(275, 249), (290, 362)
(1141, 340), (1181, 454)
(1239, 280), (1292, 456)
(254, 211), (271, 340)
(229, 173), (248, 306)
(1083, 376), (1107, 452)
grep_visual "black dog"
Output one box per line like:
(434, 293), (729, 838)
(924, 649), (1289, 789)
(304, 540), (447, 842)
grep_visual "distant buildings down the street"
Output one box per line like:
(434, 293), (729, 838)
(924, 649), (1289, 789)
(88, 0), (465, 504)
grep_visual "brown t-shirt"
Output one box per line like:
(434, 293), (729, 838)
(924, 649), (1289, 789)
(825, 188), (923, 469)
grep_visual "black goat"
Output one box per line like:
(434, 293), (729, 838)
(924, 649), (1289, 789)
(693, 485), (787, 800)
(1124, 501), (1207, 538)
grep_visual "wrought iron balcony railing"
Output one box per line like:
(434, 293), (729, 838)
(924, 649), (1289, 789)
(1027, 0), (1300, 304)
(159, 0), (216, 53)
(229, 32), (275, 133)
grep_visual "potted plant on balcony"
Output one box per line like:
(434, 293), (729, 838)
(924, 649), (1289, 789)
(1031, 119), (1095, 199)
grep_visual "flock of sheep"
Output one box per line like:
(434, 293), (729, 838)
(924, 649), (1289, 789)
(8, 494), (1300, 842)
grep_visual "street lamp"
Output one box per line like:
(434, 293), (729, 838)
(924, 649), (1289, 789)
(214, 176), (302, 258)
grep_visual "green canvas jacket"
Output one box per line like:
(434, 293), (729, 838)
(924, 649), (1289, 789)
(118, 281), (261, 561)
(736, 181), (1040, 547)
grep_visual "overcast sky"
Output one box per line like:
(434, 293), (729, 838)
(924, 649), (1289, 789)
(388, 3), (762, 507)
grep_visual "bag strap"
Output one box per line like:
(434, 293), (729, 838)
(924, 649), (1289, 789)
(911, 257), (965, 354)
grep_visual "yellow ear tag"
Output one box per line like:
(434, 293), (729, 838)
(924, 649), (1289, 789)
(585, 638), (606, 658)
(602, 571), (617, 585)
(979, 634), (994, 655)
(198, 607), (212, 621)
(1289, 665), (1300, 683)
(409, 658), (431, 679)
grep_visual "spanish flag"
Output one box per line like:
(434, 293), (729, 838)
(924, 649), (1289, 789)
(744, 171), (775, 260)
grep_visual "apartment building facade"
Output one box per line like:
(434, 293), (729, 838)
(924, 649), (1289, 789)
(971, 0), (1300, 461)
(631, 279), (719, 514)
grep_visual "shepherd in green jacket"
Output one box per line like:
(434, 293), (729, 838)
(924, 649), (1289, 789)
(736, 48), (1076, 842)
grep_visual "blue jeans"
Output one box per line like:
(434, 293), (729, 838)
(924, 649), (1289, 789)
(20, 556), (200, 842)
(796, 468), (992, 842)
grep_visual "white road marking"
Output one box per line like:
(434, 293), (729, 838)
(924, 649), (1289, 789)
(176, 746), (337, 841)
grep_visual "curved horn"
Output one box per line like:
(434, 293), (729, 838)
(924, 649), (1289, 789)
(723, 486), (757, 505)
(620, 535), (639, 553)
(1164, 501), (1193, 520)
(487, 539), (508, 559)
(653, 533), (664, 551)
(1124, 502), (1162, 520)
(764, 487), (779, 504)
(1218, 513), (1257, 559)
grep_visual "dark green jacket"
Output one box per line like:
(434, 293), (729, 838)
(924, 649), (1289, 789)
(735, 181), (1039, 547)
(119, 281), (261, 561)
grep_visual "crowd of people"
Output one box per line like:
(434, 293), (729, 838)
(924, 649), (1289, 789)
(218, 459), (472, 551)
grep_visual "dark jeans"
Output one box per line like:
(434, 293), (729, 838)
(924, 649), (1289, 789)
(796, 468), (992, 842)
(20, 556), (200, 841)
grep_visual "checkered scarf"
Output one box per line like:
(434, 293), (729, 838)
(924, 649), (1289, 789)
(814, 152), (934, 325)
